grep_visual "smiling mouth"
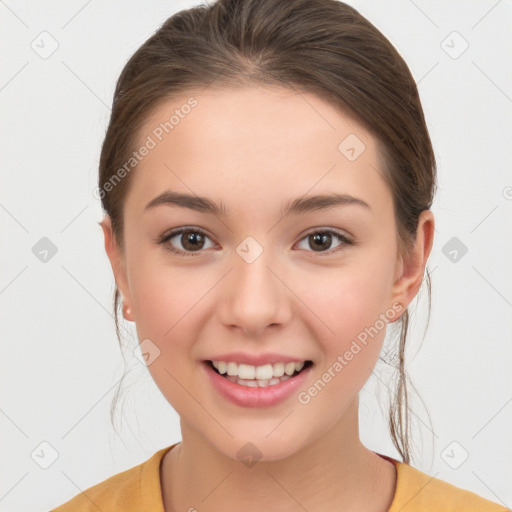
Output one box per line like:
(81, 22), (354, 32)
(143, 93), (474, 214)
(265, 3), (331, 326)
(206, 360), (313, 387)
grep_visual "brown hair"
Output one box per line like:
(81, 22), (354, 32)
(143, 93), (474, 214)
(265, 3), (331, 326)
(99, 0), (436, 465)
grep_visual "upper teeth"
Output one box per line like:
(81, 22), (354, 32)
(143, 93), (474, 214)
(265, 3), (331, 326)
(212, 361), (306, 380)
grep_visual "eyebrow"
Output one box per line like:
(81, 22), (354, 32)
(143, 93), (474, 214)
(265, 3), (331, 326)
(143, 190), (371, 217)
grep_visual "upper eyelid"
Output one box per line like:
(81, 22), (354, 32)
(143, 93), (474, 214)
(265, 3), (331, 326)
(161, 226), (215, 243)
(161, 226), (350, 240)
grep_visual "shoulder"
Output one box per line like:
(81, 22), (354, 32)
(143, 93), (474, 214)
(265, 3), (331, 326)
(50, 463), (143, 512)
(389, 459), (509, 512)
(49, 445), (176, 512)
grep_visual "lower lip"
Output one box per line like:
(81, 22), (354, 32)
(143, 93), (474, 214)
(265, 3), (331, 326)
(202, 361), (313, 408)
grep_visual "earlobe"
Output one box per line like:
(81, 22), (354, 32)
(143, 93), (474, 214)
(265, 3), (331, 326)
(100, 215), (134, 320)
(122, 301), (134, 322)
(388, 210), (435, 320)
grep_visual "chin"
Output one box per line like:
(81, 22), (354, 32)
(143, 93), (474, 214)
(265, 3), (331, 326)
(210, 432), (305, 465)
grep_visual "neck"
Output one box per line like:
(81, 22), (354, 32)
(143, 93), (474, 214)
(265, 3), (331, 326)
(161, 397), (396, 512)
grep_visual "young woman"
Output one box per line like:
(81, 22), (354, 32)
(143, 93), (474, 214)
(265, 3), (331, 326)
(52, 0), (508, 510)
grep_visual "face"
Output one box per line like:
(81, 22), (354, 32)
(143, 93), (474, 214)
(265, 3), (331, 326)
(102, 86), (431, 462)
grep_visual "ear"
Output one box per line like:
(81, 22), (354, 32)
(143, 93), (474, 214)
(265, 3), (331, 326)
(387, 210), (435, 322)
(99, 215), (135, 321)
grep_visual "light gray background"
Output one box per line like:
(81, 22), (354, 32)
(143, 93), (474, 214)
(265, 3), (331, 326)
(1, 1), (511, 510)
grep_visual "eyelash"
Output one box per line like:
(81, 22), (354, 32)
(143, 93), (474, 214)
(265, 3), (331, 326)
(157, 227), (354, 257)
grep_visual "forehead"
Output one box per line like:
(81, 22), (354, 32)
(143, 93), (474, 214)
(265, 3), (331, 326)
(125, 86), (391, 218)
(138, 85), (371, 154)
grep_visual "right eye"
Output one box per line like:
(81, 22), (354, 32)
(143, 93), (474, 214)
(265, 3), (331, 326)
(158, 227), (217, 257)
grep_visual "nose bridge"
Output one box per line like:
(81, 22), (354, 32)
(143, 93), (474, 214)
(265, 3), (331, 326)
(219, 236), (291, 333)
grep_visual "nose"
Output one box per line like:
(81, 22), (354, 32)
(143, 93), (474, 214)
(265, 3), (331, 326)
(217, 246), (292, 337)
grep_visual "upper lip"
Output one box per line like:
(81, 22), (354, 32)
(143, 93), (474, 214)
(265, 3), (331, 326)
(204, 352), (311, 366)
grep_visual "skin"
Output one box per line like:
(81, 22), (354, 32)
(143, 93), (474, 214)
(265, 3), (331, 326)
(101, 86), (434, 511)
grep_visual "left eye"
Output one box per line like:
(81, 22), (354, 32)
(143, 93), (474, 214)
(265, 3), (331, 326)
(296, 229), (352, 254)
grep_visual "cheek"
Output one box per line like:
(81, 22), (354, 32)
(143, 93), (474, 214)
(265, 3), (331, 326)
(127, 264), (211, 414)
(303, 261), (392, 338)
(128, 261), (209, 353)
(132, 276), (173, 337)
(298, 256), (394, 382)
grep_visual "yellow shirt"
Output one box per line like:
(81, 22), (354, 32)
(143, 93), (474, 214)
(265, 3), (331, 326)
(50, 443), (508, 511)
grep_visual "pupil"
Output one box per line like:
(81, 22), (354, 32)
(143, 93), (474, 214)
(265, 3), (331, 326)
(310, 233), (331, 251)
(183, 231), (204, 251)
